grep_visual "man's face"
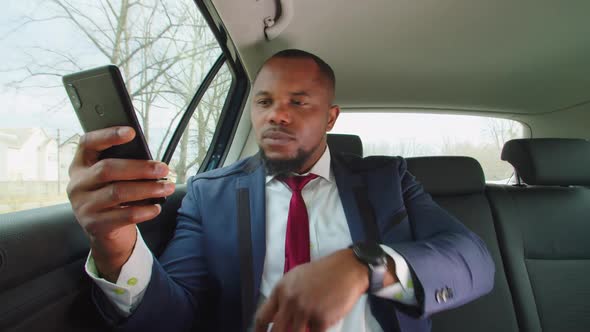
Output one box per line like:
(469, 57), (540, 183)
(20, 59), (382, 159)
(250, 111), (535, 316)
(251, 57), (339, 174)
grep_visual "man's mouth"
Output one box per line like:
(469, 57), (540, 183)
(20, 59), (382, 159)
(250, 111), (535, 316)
(262, 130), (295, 145)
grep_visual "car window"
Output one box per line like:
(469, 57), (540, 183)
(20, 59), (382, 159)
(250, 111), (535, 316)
(0, 0), (232, 214)
(332, 112), (529, 182)
(169, 63), (232, 184)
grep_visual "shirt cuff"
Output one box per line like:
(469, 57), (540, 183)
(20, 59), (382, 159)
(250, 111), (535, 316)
(85, 226), (154, 317)
(372, 245), (417, 306)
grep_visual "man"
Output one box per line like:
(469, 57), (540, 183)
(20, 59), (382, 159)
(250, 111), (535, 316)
(67, 49), (494, 332)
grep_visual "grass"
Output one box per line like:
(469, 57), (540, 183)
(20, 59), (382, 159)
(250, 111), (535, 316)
(0, 194), (70, 214)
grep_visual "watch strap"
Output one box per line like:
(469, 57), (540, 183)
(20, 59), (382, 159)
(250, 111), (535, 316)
(350, 243), (388, 293)
(369, 263), (388, 293)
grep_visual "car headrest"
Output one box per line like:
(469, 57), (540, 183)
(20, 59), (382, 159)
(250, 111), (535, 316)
(327, 134), (363, 156)
(501, 138), (590, 186)
(406, 156), (485, 195)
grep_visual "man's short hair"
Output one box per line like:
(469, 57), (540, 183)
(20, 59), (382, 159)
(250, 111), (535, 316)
(264, 49), (336, 92)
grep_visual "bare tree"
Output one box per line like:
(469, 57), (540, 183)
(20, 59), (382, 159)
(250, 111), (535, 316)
(364, 139), (432, 157)
(171, 65), (231, 183)
(5, 0), (231, 183)
(439, 119), (523, 181)
(483, 118), (521, 150)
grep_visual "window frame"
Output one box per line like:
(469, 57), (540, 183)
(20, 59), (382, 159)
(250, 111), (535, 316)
(131, 0), (251, 173)
(186, 0), (249, 173)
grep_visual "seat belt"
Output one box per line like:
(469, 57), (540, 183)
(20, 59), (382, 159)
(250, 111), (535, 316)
(353, 185), (381, 242)
(237, 188), (254, 332)
(353, 182), (402, 332)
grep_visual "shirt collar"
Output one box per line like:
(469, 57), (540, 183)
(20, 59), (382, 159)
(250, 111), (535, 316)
(265, 145), (332, 184)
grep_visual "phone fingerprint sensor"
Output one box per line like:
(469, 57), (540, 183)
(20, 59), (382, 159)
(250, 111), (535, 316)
(94, 104), (105, 116)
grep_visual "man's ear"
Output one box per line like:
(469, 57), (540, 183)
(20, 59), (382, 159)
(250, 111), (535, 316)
(326, 105), (340, 131)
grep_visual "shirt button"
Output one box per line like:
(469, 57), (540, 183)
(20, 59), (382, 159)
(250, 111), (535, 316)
(127, 277), (138, 286)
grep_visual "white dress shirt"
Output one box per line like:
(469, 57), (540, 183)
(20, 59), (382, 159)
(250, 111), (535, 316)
(86, 146), (416, 330)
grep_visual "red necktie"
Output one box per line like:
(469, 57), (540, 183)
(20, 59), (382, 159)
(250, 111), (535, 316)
(282, 174), (318, 273)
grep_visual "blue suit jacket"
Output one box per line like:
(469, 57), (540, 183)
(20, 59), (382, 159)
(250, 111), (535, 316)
(96, 152), (494, 332)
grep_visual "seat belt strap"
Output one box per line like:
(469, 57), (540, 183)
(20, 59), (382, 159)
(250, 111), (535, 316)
(237, 188), (254, 332)
(353, 185), (381, 242)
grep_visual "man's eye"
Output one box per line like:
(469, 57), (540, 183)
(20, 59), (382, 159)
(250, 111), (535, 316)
(257, 99), (271, 106)
(291, 100), (306, 106)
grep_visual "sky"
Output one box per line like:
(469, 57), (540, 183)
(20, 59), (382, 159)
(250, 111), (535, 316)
(1, 1), (92, 138)
(333, 110), (531, 166)
(333, 112), (493, 148)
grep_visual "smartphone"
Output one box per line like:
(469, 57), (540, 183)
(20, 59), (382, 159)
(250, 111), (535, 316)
(63, 65), (166, 205)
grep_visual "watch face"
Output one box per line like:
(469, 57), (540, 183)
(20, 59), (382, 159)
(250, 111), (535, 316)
(354, 243), (386, 265)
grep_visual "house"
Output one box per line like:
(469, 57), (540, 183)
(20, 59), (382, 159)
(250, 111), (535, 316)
(0, 128), (58, 181)
(0, 128), (80, 183)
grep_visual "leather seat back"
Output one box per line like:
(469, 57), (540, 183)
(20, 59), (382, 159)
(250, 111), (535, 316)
(487, 138), (590, 331)
(327, 133), (363, 156)
(407, 156), (519, 332)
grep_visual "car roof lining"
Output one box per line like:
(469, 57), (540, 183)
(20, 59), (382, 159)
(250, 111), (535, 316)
(211, 0), (590, 116)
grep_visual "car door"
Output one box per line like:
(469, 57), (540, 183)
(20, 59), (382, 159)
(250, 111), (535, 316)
(0, 1), (247, 331)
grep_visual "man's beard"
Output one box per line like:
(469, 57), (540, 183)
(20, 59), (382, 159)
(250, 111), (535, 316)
(260, 147), (312, 176)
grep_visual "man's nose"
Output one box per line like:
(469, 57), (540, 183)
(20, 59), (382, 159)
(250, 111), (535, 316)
(267, 102), (291, 125)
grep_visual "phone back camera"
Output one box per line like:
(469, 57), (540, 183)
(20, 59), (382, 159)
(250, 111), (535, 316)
(67, 84), (82, 109)
(94, 104), (105, 116)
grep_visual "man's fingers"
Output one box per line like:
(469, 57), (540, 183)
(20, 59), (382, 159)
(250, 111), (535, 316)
(71, 126), (136, 170)
(309, 326), (325, 332)
(83, 204), (162, 237)
(255, 292), (279, 332)
(291, 310), (309, 332)
(308, 315), (330, 332)
(89, 180), (175, 209)
(79, 126), (136, 152)
(269, 304), (291, 332)
(73, 158), (169, 192)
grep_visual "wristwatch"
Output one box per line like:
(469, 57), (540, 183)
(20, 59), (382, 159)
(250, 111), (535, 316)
(349, 242), (388, 293)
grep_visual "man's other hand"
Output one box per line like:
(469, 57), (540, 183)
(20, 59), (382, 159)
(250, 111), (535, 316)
(67, 126), (175, 282)
(254, 249), (369, 332)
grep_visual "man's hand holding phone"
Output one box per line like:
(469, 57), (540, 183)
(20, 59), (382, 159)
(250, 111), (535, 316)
(67, 126), (175, 282)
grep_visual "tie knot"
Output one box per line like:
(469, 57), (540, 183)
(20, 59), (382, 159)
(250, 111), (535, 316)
(281, 174), (318, 192)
